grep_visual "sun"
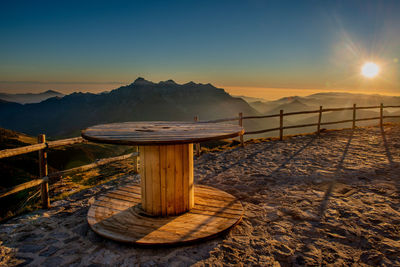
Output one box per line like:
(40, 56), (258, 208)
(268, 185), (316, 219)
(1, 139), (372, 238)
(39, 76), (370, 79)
(361, 62), (380, 78)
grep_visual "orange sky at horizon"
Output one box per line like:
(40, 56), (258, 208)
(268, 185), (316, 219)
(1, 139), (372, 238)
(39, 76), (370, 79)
(222, 85), (400, 100)
(0, 81), (399, 101)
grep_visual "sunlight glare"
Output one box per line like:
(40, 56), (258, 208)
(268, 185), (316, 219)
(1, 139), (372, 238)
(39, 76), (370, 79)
(361, 62), (380, 78)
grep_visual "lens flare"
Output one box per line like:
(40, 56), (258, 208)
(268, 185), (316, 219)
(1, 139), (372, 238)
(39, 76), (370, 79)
(361, 62), (380, 78)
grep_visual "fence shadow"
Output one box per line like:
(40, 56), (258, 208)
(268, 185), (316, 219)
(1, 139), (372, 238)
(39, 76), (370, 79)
(270, 136), (317, 176)
(380, 127), (395, 167)
(319, 130), (354, 219)
(197, 141), (279, 184)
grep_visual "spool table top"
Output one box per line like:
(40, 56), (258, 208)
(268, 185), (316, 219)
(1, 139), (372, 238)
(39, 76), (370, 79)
(81, 121), (244, 145)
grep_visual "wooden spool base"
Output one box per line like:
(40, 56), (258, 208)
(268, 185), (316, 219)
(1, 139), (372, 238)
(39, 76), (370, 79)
(87, 184), (243, 245)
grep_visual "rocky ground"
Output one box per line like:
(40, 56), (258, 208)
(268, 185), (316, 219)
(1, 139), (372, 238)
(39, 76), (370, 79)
(1, 124), (400, 266)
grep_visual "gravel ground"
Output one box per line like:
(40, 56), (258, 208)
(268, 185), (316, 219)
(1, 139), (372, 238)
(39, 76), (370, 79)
(1, 124), (399, 266)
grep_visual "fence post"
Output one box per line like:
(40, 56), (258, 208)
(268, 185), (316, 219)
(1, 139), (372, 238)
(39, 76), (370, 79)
(194, 116), (201, 156)
(38, 134), (50, 209)
(239, 112), (244, 147)
(317, 106), (322, 135)
(380, 103), (384, 128)
(279, 110), (283, 141)
(352, 104), (356, 130)
(132, 146), (139, 173)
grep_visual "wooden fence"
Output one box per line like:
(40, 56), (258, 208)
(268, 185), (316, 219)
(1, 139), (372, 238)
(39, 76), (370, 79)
(1, 103), (399, 209)
(195, 103), (400, 154)
(0, 136), (138, 208)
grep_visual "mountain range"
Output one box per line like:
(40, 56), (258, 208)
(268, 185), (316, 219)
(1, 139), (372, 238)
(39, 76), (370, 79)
(0, 78), (259, 137)
(1, 79), (399, 139)
(0, 90), (64, 104)
(249, 92), (400, 114)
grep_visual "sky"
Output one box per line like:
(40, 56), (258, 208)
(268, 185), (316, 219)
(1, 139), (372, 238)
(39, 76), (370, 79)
(0, 0), (399, 99)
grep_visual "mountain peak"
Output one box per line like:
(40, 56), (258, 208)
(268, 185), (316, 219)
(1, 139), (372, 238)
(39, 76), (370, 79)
(44, 90), (62, 95)
(133, 77), (153, 85)
(159, 79), (177, 85)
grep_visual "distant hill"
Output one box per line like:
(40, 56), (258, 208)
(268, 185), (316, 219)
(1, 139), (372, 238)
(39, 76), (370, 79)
(0, 78), (260, 137)
(264, 98), (310, 114)
(0, 90), (64, 104)
(245, 92), (400, 114)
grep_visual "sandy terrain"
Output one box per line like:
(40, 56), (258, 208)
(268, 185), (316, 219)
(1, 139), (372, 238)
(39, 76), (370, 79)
(1, 124), (399, 266)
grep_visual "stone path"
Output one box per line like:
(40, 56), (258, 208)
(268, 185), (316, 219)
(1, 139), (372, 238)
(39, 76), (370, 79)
(1, 124), (400, 266)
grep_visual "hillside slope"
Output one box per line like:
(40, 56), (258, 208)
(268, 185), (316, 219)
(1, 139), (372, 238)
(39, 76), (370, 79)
(0, 128), (134, 220)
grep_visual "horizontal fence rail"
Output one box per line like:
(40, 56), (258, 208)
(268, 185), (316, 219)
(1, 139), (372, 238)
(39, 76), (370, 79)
(0, 135), (139, 208)
(197, 103), (400, 150)
(0, 137), (86, 160)
(1, 102), (400, 209)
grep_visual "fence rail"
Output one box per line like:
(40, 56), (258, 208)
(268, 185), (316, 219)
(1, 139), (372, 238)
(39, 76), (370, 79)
(0, 135), (138, 208)
(195, 103), (400, 154)
(1, 103), (400, 208)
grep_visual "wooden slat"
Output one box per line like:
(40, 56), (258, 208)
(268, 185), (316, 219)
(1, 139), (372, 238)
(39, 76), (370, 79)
(107, 191), (140, 201)
(123, 184), (143, 193)
(182, 144), (189, 211)
(283, 123), (318, 130)
(0, 143), (47, 159)
(174, 144), (184, 214)
(383, 115), (400, 118)
(244, 127), (281, 135)
(188, 144), (194, 209)
(166, 145), (175, 215)
(159, 145), (167, 216)
(317, 106), (322, 135)
(383, 105), (400, 108)
(116, 187), (141, 197)
(0, 177), (48, 199)
(320, 119), (354, 126)
(356, 105), (380, 110)
(47, 137), (86, 148)
(139, 146), (146, 211)
(356, 117), (381, 122)
(144, 146), (153, 214)
(322, 107), (354, 112)
(283, 109), (320, 116)
(152, 146), (161, 215)
(243, 114), (280, 119)
(193, 116), (201, 157)
(38, 134), (50, 209)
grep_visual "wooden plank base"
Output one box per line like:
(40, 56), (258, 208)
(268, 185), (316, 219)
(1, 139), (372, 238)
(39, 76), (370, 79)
(87, 184), (243, 245)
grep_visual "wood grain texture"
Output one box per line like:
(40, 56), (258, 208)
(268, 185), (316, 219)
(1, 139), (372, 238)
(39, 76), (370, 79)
(87, 184), (243, 245)
(38, 134), (50, 209)
(81, 121), (244, 145)
(140, 144), (193, 216)
(0, 177), (48, 199)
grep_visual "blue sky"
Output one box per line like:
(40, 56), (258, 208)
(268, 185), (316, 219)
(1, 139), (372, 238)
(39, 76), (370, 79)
(0, 0), (399, 98)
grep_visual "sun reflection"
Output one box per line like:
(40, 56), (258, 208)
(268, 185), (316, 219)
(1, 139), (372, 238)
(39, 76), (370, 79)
(361, 62), (380, 78)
